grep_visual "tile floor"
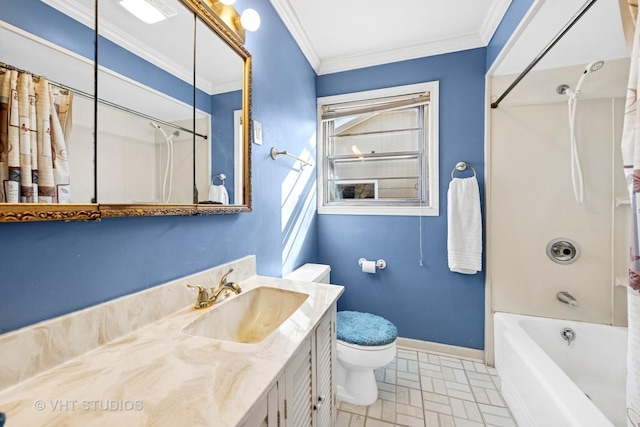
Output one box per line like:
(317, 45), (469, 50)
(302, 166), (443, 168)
(336, 347), (518, 427)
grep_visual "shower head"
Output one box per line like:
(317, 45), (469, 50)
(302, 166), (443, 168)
(558, 60), (605, 97)
(584, 60), (604, 74)
(149, 121), (168, 140)
(574, 60), (605, 96)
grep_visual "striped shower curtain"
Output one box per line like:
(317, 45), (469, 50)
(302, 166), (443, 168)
(620, 1), (640, 425)
(0, 69), (72, 203)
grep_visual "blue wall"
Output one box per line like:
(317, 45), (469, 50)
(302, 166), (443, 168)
(0, 0), (528, 351)
(317, 48), (487, 350)
(1, 0), (95, 60)
(0, 0), (319, 333)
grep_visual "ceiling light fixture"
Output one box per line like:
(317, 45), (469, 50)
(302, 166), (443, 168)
(203, 0), (260, 43)
(119, 0), (177, 24)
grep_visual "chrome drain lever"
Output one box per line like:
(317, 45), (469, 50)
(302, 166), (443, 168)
(561, 327), (576, 346)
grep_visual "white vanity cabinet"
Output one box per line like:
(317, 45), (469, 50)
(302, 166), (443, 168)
(242, 305), (336, 427)
(241, 381), (282, 427)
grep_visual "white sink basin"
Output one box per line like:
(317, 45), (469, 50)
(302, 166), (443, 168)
(181, 286), (309, 344)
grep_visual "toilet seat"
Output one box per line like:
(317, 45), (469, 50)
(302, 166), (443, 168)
(338, 339), (395, 351)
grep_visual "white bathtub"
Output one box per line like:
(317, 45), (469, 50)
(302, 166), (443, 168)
(494, 312), (627, 427)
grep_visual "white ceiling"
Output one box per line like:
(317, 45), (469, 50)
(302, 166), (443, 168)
(270, 0), (512, 75)
(38, 0), (631, 88)
(42, 0), (243, 94)
(492, 0), (629, 76)
(270, 0), (630, 76)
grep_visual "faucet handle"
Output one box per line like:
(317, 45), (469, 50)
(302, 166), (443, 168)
(186, 283), (211, 308)
(220, 268), (234, 285)
(186, 283), (203, 291)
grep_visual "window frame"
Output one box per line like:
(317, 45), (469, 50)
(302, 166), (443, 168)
(316, 81), (439, 216)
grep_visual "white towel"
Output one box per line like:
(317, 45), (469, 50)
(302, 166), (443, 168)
(447, 176), (482, 274)
(208, 184), (229, 204)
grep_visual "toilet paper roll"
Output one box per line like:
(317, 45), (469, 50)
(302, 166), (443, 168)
(361, 260), (376, 274)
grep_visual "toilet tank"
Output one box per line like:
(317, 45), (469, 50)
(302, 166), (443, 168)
(284, 264), (331, 284)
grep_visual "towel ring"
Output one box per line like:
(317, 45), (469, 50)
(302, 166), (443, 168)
(451, 162), (476, 179)
(212, 173), (226, 185)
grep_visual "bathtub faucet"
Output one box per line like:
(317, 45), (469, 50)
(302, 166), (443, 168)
(556, 291), (578, 307)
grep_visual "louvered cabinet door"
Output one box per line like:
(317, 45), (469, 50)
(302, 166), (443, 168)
(313, 307), (335, 427)
(241, 380), (280, 427)
(284, 337), (314, 427)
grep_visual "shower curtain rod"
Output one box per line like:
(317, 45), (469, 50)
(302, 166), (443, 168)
(490, 0), (599, 109)
(0, 62), (207, 140)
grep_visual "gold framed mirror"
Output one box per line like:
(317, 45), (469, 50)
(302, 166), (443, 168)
(0, 0), (251, 222)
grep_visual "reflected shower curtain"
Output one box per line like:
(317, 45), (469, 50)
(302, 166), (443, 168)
(620, 1), (640, 425)
(0, 69), (72, 203)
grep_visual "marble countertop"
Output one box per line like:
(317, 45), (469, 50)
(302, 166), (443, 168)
(0, 276), (344, 427)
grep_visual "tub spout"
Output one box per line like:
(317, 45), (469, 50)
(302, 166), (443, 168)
(557, 291), (578, 307)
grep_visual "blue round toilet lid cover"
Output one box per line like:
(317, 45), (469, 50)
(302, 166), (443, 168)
(336, 311), (398, 346)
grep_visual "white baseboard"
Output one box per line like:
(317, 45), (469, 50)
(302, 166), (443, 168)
(397, 337), (485, 362)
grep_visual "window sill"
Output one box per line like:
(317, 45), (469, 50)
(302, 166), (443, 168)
(318, 205), (439, 216)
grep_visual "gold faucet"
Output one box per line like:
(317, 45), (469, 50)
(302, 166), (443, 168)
(186, 268), (242, 309)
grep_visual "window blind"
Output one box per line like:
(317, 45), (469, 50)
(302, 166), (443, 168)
(321, 92), (430, 121)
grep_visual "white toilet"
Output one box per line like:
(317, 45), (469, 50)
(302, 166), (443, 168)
(285, 263), (398, 406)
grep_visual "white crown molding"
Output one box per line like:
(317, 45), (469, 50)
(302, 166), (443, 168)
(41, 0), (94, 27)
(479, 0), (513, 44)
(318, 33), (486, 75)
(99, 19), (196, 87)
(269, 0), (510, 76)
(210, 78), (243, 95)
(41, 0), (218, 93)
(269, 0), (322, 73)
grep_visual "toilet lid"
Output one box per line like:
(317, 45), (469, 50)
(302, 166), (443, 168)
(337, 311), (398, 346)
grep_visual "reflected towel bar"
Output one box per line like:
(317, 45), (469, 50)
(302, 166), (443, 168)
(0, 62), (207, 140)
(270, 147), (313, 167)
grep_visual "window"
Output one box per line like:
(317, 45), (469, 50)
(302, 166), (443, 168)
(317, 81), (439, 216)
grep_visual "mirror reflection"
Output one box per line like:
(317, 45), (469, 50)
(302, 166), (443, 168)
(0, 0), (250, 218)
(96, 0), (198, 204)
(195, 16), (244, 205)
(0, 0), (96, 204)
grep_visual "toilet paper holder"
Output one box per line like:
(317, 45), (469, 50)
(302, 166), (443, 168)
(359, 258), (387, 269)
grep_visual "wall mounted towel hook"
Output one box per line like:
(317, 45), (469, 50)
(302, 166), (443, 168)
(270, 147), (313, 167)
(451, 161), (477, 179)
